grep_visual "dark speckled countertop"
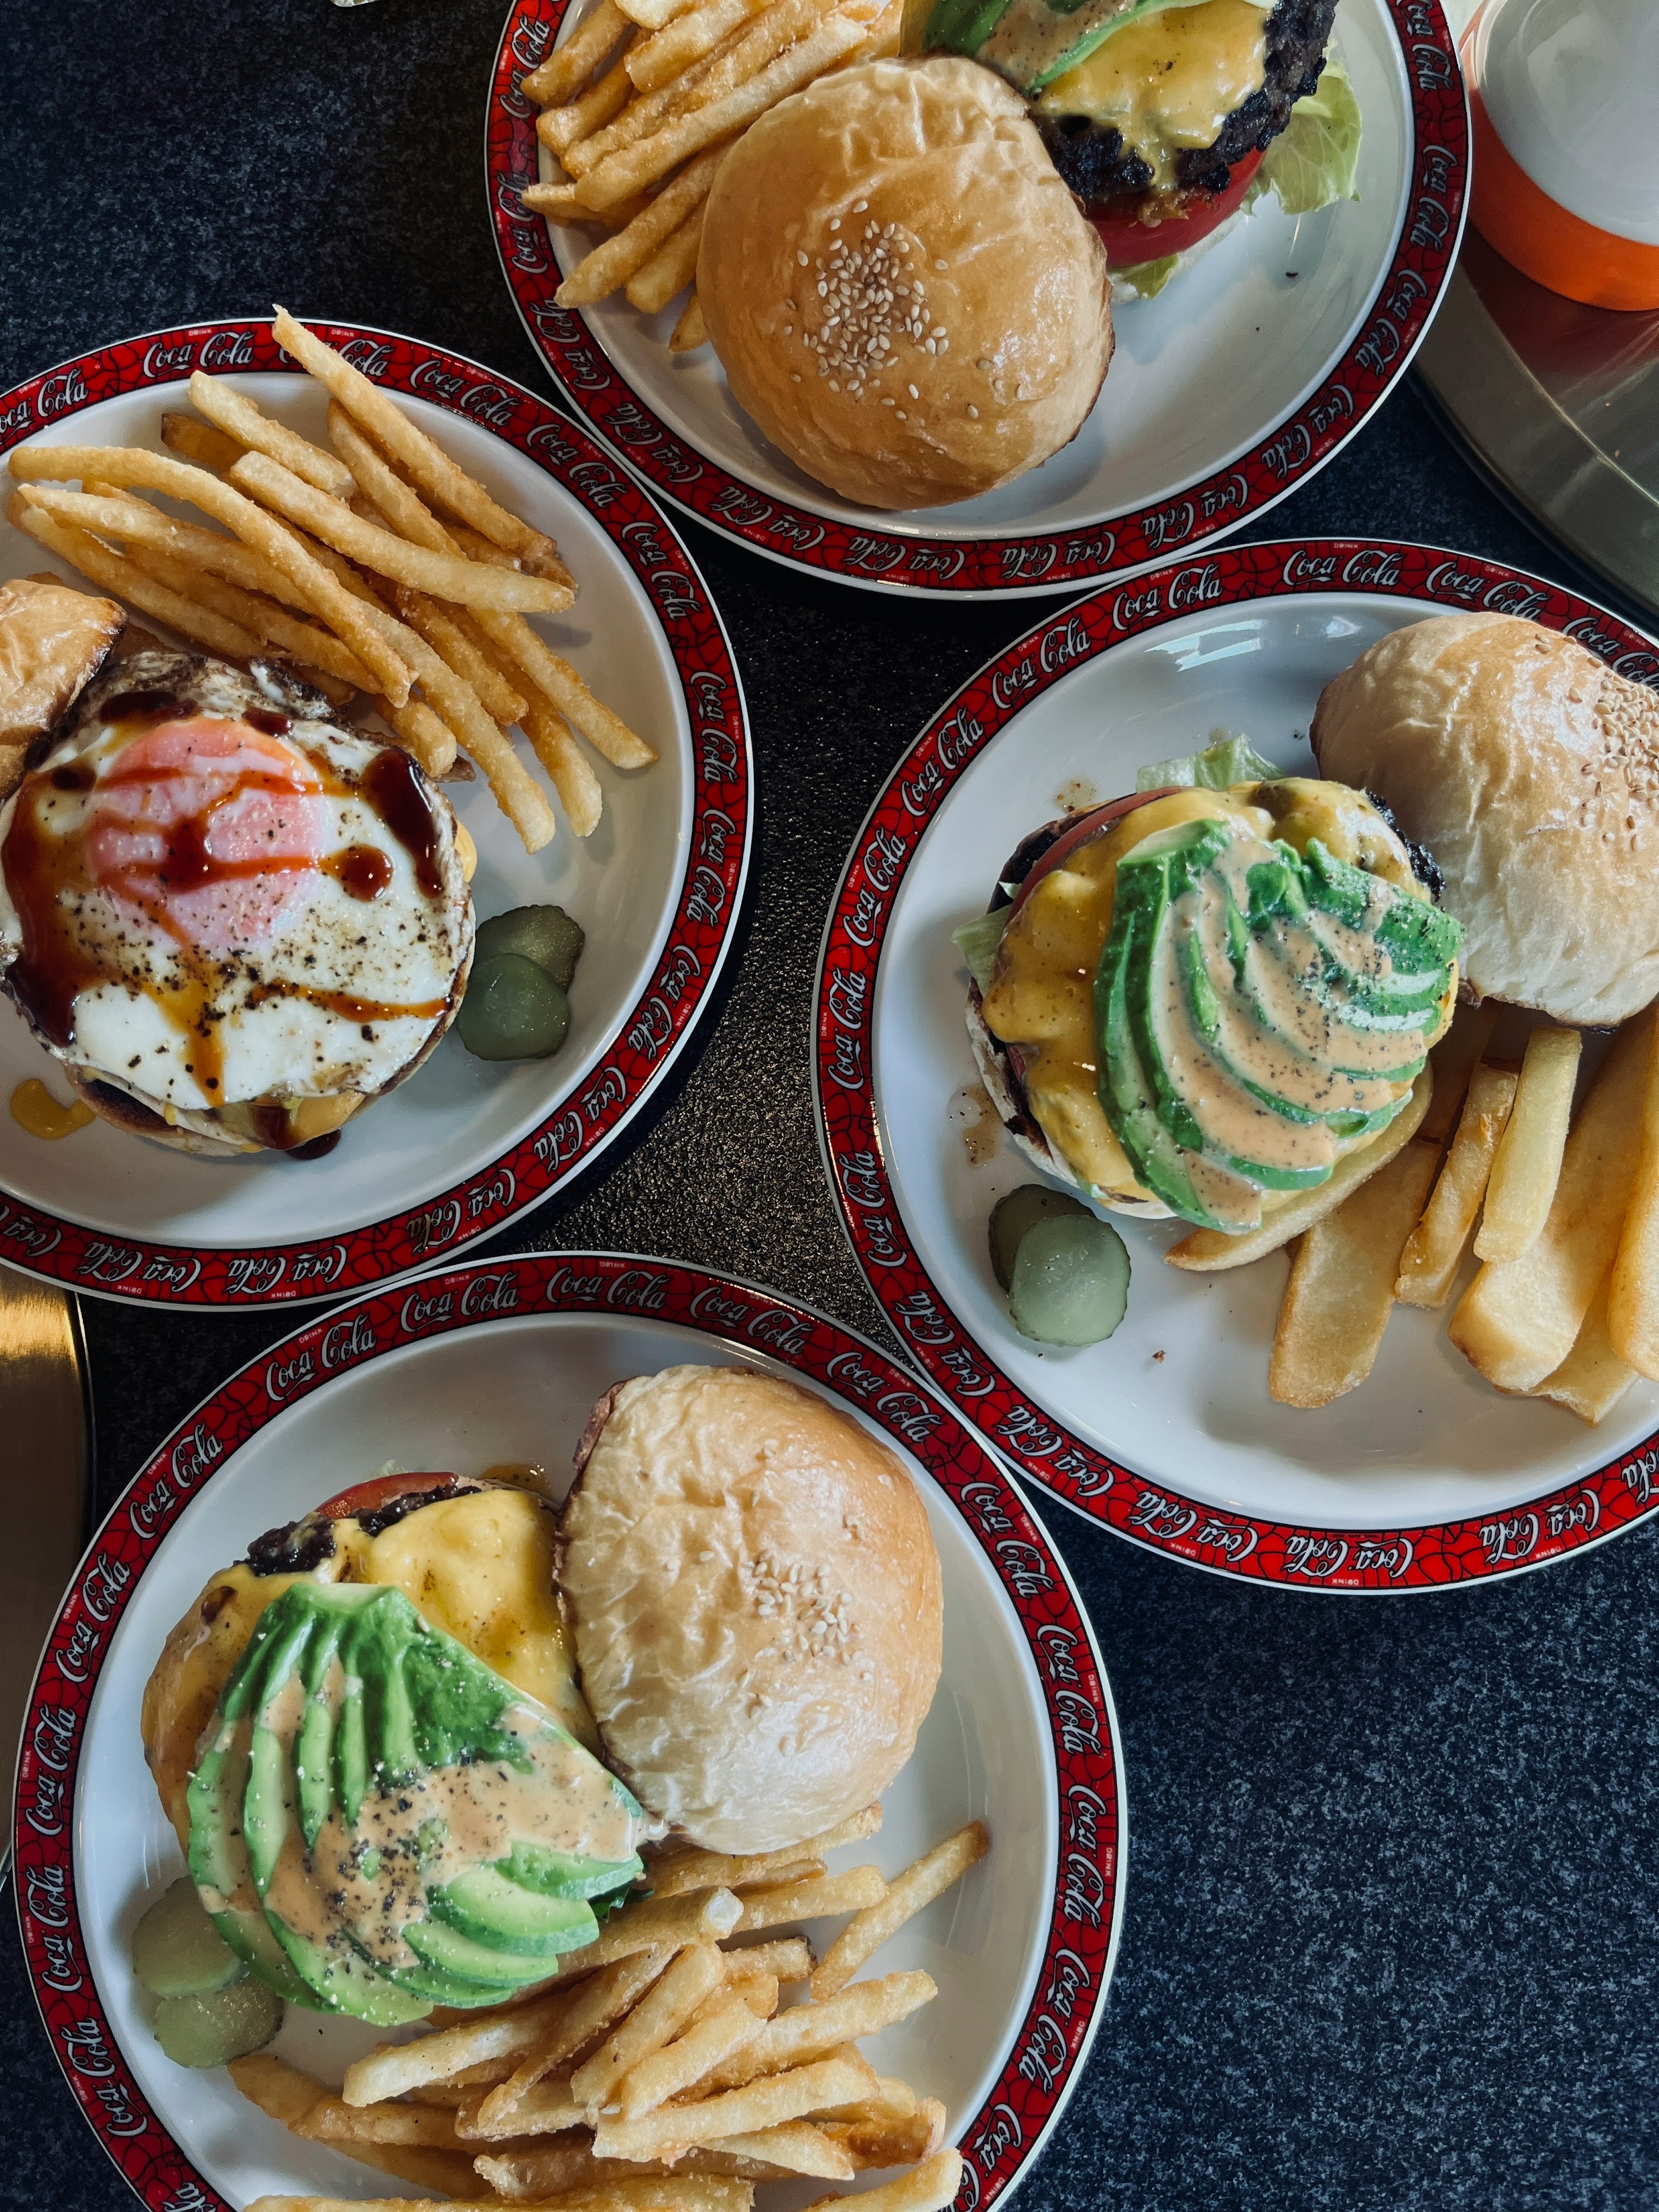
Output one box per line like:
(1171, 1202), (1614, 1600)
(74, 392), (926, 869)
(4, 5), (1658, 2208)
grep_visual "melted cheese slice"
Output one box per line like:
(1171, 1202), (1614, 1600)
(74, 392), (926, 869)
(1036, 0), (1268, 186)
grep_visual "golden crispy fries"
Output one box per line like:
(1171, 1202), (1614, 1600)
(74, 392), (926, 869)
(560, 44), (731, 178)
(524, 698), (604, 835)
(822, 2076), (918, 2124)
(8, 442), (413, 703)
(626, 203), (707, 314)
(471, 607), (657, 768)
(487, 1949), (676, 2131)
(805, 2149), (963, 2212)
(347, 2148), (486, 2196)
(357, 600), (546, 825)
(734, 1867), (887, 1936)
(187, 372), (355, 499)
(523, 0), (632, 104)
(812, 1824), (987, 2001)
(228, 2055), (328, 2126)
(227, 452), (575, 614)
(628, 0), (773, 91)
(720, 1936), (814, 1983)
(24, 483), (314, 615)
(617, 0), (702, 32)
(1452, 1015), (1652, 1392)
(593, 2051), (878, 2161)
(523, 179), (593, 220)
(457, 2077), (585, 2140)
(10, 496), (267, 665)
(120, 542), (374, 692)
(1269, 1139), (1441, 1408)
(1608, 1015), (1659, 1377)
(376, 695), (461, 781)
(1474, 1025), (1583, 1262)
(475, 2148), (758, 2202)
(396, 588), (528, 723)
(821, 2100), (946, 2170)
(717, 1971), (780, 2018)
(1395, 1065), (1518, 1308)
(653, 1851), (821, 1902)
(671, 292), (710, 351)
(618, 1997), (767, 2120)
(574, 13), (865, 210)
(344, 1988), (575, 2106)
(559, 1888), (744, 1980)
(296, 2098), (463, 2151)
(273, 310), (565, 574)
(556, 148), (725, 307)
(570, 1945), (727, 2113)
(706, 2124), (853, 2179)
(705, 1971), (936, 2091)
(1166, 1068), (1433, 1272)
(1531, 1273), (1637, 1425)
(161, 410), (245, 472)
(540, 54), (639, 153)
(1419, 999), (1501, 1149)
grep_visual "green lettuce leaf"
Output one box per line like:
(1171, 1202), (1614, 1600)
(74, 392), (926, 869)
(953, 908), (1011, 991)
(1261, 62), (1362, 216)
(1136, 731), (1282, 793)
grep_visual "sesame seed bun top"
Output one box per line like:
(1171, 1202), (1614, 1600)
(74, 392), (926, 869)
(696, 56), (1114, 510)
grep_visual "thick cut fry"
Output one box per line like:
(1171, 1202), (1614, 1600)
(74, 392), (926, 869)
(626, 204), (707, 315)
(570, 1945), (727, 2113)
(375, 694), (459, 781)
(228, 452), (573, 614)
(618, 1999), (766, 2121)
(1609, 1015), (1659, 1377)
(714, 1971), (779, 2019)
(805, 2149), (963, 2212)
(10, 497), (266, 664)
(718, 1937), (814, 1983)
(1418, 999), (1500, 1149)
(1166, 1068), (1433, 1271)
(812, 1824), (988, 2001)
(654, 1809), (880, 1899)
(343, 2148), (486, 2196)
(617, 0), (701, 31)
(161, 411), (245, 472)
(395, 589), (527, 723)
(522, 0), (631, 104)
(1451, 1015), (1653, 1392)
(1396, 1065), (1518, 1307)
(1475, 1025), (1583, 1262)
(559, 1888), (744, 1979)
(671, 292), (710, 351)
(457, 2078), (585, 2140)
(705, 2124), (853, 2179)
(7, 442), (412, 703)
(475, 2148), (758, 2202)
(628, 0), (773, 91)
(734, 1867), (887, 1936)
(524, 699), (604, 835)
(820, 2076), (918, 2126)
(1270, 1139), (1441, 1408)
(1532, 1272), (1637, 1425)
(229, 2054), (327, 2126)
(593, 2052), (877, 2161)
(297, 2098), (463, 2150)
(471, 608), (657, 767)
(574, 13), (865, 209)
(121, 542), (375, 691)
(188, 372), (355, 499)
(480, 1948), (674, 2133)
(524, 180), (594, 221)
(556, 149), (724, 306)
(704, 1971), (936, 2091)
(343, 1988), (574, 2106)
(273, 309), (563, 574)
(539, 54), (638, 153)
(821, 2099), (946, 2169)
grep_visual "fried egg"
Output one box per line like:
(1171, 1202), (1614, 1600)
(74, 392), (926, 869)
(0, 651), (474, 1157)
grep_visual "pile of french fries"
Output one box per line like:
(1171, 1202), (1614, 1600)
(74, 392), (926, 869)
(235, 1808), (986, 2212)
(1206, 995), (1659, 1419)
(3, 309), (655, 854)
(521, 0), (900, 351)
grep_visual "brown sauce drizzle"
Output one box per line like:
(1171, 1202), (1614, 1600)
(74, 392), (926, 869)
(324, 845), (392, 903)
(362, 745), (443, 899)
(246, 707), (292, 737)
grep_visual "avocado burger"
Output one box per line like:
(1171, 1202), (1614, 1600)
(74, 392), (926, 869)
(957, 738), (1463, 1243)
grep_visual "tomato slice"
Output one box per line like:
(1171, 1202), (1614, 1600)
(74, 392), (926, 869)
(1090, 147), (1264, 270)
(1007, 789), (1173, 919)
(315, 1472), (464, 1520)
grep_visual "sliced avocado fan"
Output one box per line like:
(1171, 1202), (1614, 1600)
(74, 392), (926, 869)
(188, 1582), (644, 2020)
(1094, 814), (1462, 1230)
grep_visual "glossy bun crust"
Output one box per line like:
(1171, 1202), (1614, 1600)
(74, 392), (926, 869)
(1312, 613), (1659, 1024)
(559, 1364), (944, 1852)
(698, 56), (1113, 509)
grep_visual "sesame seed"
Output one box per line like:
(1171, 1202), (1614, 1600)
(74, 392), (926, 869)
(854, 198), (867, 211)
(797, 251), (808, 265)
(968, 404), (978, 418)
(783, 324), (792, 335)
(830, 216), (841, 229)
(908, 383), (919, 398)
(934, 258), (947, 270)
(792, 372), (802, 381)
(896, 409), (907, 420)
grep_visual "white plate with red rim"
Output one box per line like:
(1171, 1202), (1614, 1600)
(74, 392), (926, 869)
(487, 0), (1468, 598)
(13, 1251), (1125, 2212)
(0, 321), (751, 1310)
(812, 536), (1659, 1591)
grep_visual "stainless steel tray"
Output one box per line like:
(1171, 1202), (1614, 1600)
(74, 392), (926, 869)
(1415, 230), (1659, 629)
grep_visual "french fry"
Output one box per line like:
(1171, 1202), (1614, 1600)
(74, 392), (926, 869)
(7, 442), (413, 703)
(161, 411), (245, 472)
(457, 2078), (585, 2140)
(705, 2123), (853, 2178)
(10, 496), (266, 665)
(574, 12), (865, 210)
(523, 180), (595, 221)
(342, 2148), (485, 2197)
(617, 0), (702, 32)
(716, 1971), (780, 2018)
(1452, 1014), (1652, 1392)
(626, 204), (708, 315)
(717, 1937), (814, 1983)
(627, 0), (773, 92)
(470, 608), (657, 768)
(1608, 1014), (1659, 1377)
(273, 310), (565, 575)
(812, 1824), (988, 2000)
(227, 452), (574, 614)
(1474, 1025), (1583, 1262)
(343, 1986), (575, 2106)
(654, 1808), (880, 1899)
(376, 694), (461, 782)
(228, 2054), (328, 2126)
(821, 2098), (946, 2169)
(1166, 1067), (1433, 1271)
(592, 2051), (877, 2161)
(559, 1888), (744, 1978)
(1395, 1065), (1518, 1307)
(355, 598), (531, 801)
(671, 292), (710, 352)
(734, 1866), (887, 1936)
(804, 2148), (963, 2212)
(296, 2098), (464, 2150)
(1269, 1138), (1441, 1407)
(539, 54), (639, 154)
(617, 1997), (767, 2120)
(23, 483), (315, 616)
(474, 2148), (759, 2202)
(821, 2076), (918, 2124)
(521, 0), (631, 105)
(395, 588), (527, 723)
(119, 542), (375, 692)
(570, 1945), (727, 2113)
(480, 1949), (675, 2133)
(1418, 999), (1500, 1149)
(703, 1971), (936, 2091)
(524, 699), (604, 835)
(1531, 1273), (1638, 1425)
(556, 149), (724, 307)
(560, 43), (731, 178)
(188, 372), (356, 500)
